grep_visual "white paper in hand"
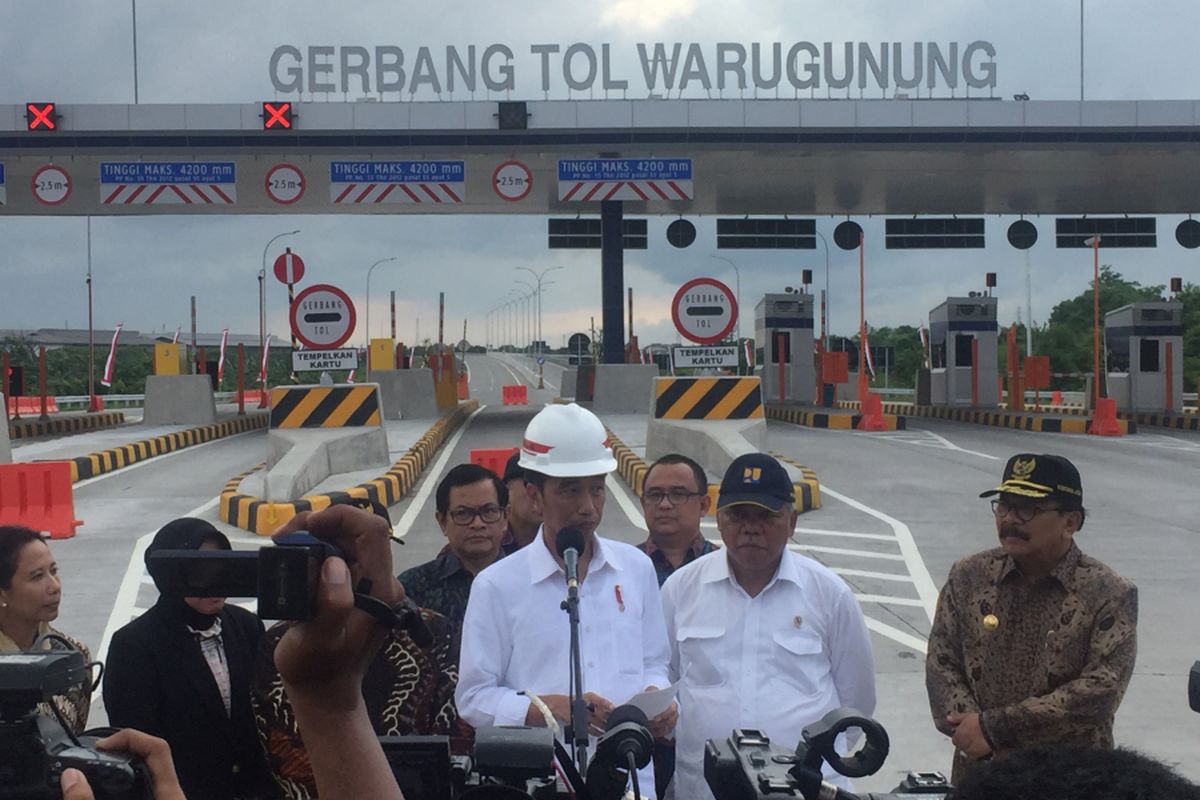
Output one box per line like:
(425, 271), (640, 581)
(625, 681), (681, 719)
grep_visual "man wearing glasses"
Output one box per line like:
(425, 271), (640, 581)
(398, 463), (509, 645)
(926, 453), (1137, 784)
(638, 453), (719, 588)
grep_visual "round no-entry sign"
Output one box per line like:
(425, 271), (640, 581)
(273, 249), (306, 285)
(671, 277), (738, 344)
(290, 283), (356, 349)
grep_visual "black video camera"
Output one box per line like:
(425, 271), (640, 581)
(705, 708), (950, 800)
(0, 650), (151, 800)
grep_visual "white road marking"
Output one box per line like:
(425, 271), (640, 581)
(860, 428), (1000, 461)
(96, 496), (220, 666)
(73, 428), (262, 489)
(854, 594), (928, 607)
(863, 616), (928, 653)
(827, 567), (914, 582)
(393, 404), (486, 537)
(606, 474), (650, 532)
(791, 544), (905, 561)
(493, 356), (527, 386)
(496, 354), (560, 393)
(820, 484), (939, 622)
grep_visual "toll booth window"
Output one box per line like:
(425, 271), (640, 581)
(771, 335), (791, 363)
(1139, 308), (1172, 322)
(1140, 338), (1160, 372)
(954, 335), (974, 367)
(931, 342), (947, 369)
(1107, 339), (1130, 373)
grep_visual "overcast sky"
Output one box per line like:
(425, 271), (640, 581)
(2, 0), (1199, 348)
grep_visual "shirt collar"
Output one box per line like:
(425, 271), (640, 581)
(639, 532), (710, 562)
(699, 548), (803, 592)
(527, 527), (615, 584)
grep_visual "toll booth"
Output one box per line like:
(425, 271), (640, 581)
(1104, 301), (1184, 412)
(755, 293), (815, 404)
(928, 296), (998, 407)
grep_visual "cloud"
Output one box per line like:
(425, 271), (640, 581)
(599, 0), (699, 33)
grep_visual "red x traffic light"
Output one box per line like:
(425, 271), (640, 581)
(262, 101), (294, 130)
(26, 102), (58, 131)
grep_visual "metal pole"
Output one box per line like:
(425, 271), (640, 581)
(816, 230), (831, 348)
(364, 256), (398, 378)
(709, 254), (742, 345)
(261, 229), (300, 389)
(1025, 250), (1033, 357)
(1091, 235), (1101, 407)
(390, 290), (396, 341)
(190, 295), (197, 373)
(438, 291), (445, 346)
(87, 217), (95, 410)
(1080, 0), (1085, 102)
(858, 231), (868, 402)
(131, 0), (139, 104)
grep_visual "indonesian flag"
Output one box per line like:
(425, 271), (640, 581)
(100, 323), (123, 388)
(347, 369), (356, 383)
(918, 325), (931, 369)
(258, 335), (271, 384)
(743, 339), (755, 370)
(171, 326), (181, 344)
(216, 329), (229, 383)
(862, 329), (876, 379)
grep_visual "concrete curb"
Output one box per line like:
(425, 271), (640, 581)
(766, 404), (906, 431)
(1022, 404), (1197, 432)
(69, 413), (268, 482)
(833, 401), (1136, 435)
(220, 400), (480, 535)
(9, 411), (127, 441)
(605, 427), (821, 514)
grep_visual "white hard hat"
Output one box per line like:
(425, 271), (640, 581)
(519, 403), (618, 478)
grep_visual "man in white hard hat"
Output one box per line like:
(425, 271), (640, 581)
(456, 403), (675, 797)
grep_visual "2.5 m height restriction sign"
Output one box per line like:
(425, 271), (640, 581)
(671, 277), (738, 345)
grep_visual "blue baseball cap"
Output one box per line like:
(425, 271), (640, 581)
(717, 453), (795, 512)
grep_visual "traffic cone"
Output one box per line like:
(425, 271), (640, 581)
(1088, 397), (1123, 436)
(856, 392), (889, 431)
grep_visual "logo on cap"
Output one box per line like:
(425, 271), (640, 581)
(1012, 457), (1036, 480)
(743, 467), (762, 484)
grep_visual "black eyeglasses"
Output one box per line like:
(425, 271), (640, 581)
(448, 505), (504, 525)
(990, 499), (1059, 524)
(641, 489), (704, 506)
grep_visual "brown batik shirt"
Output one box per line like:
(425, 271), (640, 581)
(926, 542), (1137, 783)
(251, 608), (469, 800)
(926, 544), (1132, 782)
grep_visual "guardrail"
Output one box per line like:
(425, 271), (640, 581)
(53, 392), (243, 411)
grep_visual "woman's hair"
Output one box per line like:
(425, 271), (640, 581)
(0, 526), (46, 590)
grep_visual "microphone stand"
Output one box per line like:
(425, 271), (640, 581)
(561, 552), (590, 776)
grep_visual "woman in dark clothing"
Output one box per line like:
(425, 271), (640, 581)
(103, 518), (275, 800)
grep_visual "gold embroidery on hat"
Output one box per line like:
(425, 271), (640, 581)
(1011, 457), (1036, 480)
(743, 467), (762, 483)
(982, 614), (1000, 631)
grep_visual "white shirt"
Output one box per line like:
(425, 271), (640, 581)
(661, 549), (877, 800)
(456, 529), (671, 797)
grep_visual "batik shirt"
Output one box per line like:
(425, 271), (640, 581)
(926, 542), (1138, 783)
(637, 533), (719, 587)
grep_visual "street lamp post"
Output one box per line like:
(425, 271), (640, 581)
(515, 265), (564, 359)
(365, 256), (399, 378)
(514, 280), (538, 356)
(814, 229), (831, 348)
(260, 229), (300, 391)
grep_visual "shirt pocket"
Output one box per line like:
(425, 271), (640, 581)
(770, 628), (828, 698)
(677, 625), (726, 688)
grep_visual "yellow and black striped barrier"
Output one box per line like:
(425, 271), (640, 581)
(270, 385), (381, 429)
(653, 377), (763, 420)
(69, 413), (268, 482)
(606, 427), (820, 514)
(9, 411), (126, 440)
(221, 400), (478, 535)
(833, 401), (1135, 435)
(766, 404), (906, 431)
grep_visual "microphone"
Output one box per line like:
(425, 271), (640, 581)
(585, 704), (654, 800)
(556, 527), (586, 590)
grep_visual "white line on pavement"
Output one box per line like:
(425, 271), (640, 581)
(820, 484), (939, 622)
(606, 474), (650, 532)
(789, 543), (906, 561)
(854, 594), (928, 607)
(393, 404), (486, 537)
(97, 496), (220, 666)
(828, 567), (914, 582)
(863, 615), (928, 653)
(73, 429), (261, 489)
(915, 429), (1002, 460)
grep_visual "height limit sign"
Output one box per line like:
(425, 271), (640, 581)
(671, 277), (738, 345)
(492, 160), (532, 202)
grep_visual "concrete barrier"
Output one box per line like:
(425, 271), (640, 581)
(593, 364), (658, 413)
(375, 370), (439, 419)
(247, 426), (391, 501)
(0, 394), (10, 464)
(560, 369), (578, 399)
(143, 375), (217, 425)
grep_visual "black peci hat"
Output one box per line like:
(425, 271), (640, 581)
(980, 453), (1083, 507)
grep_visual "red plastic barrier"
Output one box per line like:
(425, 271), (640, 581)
(0, 462), (83, 540)
(457, 371), (470, 400)
(502, 385), (528, 406)
(856, 392), (889, 432)
(7, 396), (59, 415)
(470, 447), (520, 478)
(1051, 390), (1064, 406)
(1088, 397), (1124, 437)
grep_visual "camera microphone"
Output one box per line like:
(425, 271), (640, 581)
(586, 704), (654, 800)
(556, 527), (585, 590)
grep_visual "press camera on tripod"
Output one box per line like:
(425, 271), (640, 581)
(705, 708), (950, 800)
(0, 650), (151, 800)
